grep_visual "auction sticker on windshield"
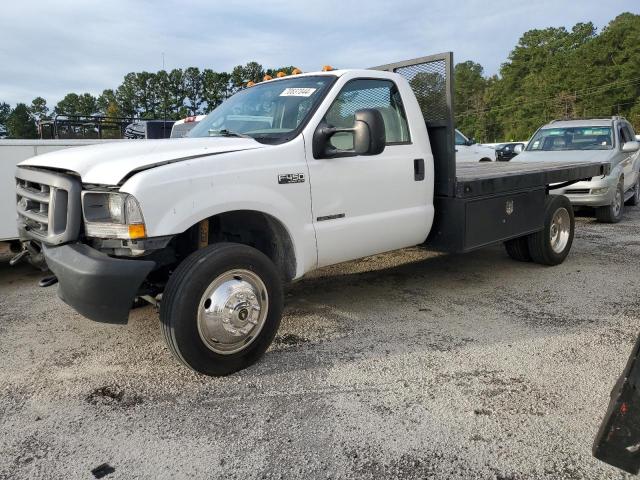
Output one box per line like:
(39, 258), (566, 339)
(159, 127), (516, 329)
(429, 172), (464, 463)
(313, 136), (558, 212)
(280, 88), (317, 97)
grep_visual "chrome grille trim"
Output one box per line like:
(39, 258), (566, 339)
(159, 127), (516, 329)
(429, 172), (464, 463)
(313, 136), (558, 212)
(15, 167), (82, 245)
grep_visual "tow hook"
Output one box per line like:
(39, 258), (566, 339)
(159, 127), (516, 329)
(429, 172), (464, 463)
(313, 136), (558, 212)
(39, 275), (58, 288)
(9, 249), (29, 266)
(9, 240), (47, 270)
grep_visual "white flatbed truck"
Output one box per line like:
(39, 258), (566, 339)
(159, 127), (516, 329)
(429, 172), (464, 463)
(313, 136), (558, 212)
(14, 53), (608, 375)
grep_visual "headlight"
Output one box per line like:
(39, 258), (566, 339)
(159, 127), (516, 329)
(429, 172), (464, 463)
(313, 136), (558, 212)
(82, 192), (146, 239)
(590, 187), (609, 195)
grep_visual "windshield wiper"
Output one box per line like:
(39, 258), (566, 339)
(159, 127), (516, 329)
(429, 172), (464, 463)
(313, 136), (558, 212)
(208, 129), (251, 139)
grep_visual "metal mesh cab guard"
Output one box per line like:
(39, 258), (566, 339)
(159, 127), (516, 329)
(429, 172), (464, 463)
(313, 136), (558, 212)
(373, 52), (456, 197)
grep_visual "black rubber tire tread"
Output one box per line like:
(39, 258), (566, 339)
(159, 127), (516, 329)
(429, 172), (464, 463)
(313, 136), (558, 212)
(527, 195), (574, 266)
(160, 242), (283, 376)
(504, 236), (532, 262)
(596, 180), (624, 223)
(625, 176), (640, 206)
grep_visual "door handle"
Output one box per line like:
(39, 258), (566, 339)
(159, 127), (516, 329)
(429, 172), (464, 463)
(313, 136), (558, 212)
(414, 158), (425, 181)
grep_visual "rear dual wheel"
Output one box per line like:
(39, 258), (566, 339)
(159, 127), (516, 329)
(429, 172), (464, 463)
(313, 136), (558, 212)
(504, 195), (574, 266)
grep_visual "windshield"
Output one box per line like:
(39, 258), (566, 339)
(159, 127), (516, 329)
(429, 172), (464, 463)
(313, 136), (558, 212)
(188, 75), (335, 143)
(526, 126), (613, 151)
(455, 130), (469, 145)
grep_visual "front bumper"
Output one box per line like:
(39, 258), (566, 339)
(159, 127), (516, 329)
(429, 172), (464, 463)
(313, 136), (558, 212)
(43, 243), (155, 324)
(550, 177), (616, 207)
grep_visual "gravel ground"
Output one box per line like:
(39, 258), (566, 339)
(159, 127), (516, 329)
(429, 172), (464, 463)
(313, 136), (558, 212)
(1, 208), (639, 480)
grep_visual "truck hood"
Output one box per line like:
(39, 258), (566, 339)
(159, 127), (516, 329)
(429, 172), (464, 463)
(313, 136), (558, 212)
(19, 137), (266, 185)
(512, 149), (614, 164)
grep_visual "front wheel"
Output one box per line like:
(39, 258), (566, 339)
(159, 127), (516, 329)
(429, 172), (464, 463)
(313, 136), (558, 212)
(527, 195), (575, 266)
(160, 243), (283, 376)
(596, 180), (624, 223)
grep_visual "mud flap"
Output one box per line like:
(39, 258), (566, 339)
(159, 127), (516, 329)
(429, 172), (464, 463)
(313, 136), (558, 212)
(593, 333), (640, 474)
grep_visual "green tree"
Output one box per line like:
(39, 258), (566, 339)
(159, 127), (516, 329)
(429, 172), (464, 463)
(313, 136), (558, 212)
(7, 103), (37, 139)
(202, 69), (231, 112)
(97, 89), (118, 116)
(0, 102), (11, 125)
(116, 73), (139, 117)
(77, 93), (97, 116)
(231, 61), (264, 89)
(454, 61), (488, 139)
(29, 97), (49, 122)
(184, 67), (203, 115)
(55, 93), (80, 115)
(168, 68), (188, 118)
(134, 71), (160, 119)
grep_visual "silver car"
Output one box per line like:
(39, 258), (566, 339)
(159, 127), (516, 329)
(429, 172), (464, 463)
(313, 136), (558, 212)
(513, 117), (640, 222)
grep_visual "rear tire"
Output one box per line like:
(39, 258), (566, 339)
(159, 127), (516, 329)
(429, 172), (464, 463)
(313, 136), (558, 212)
(527, 195), (574, 266)
(504, 237), (532, 262)
(596, 180), (624, 223)
(160, 243), (283, 376)
(625, 175), (640, 206)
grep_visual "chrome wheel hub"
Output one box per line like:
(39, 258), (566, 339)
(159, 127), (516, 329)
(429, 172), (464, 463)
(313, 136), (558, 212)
(197, 269), (268, 355)
(550, 207), (570, 254)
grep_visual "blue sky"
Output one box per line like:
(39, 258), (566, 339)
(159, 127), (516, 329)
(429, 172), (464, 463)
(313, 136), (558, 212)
(0, 0), (638, 107)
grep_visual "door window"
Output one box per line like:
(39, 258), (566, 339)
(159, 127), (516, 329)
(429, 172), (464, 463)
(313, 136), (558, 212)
(455, 130), (468, 146)
(323, 79), (410, 150)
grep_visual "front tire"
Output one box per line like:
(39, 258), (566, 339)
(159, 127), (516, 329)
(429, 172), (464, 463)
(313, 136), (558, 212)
(160, 243), (283, 376)
(527, 195), (574, 266)
(596, 180), (624, 223)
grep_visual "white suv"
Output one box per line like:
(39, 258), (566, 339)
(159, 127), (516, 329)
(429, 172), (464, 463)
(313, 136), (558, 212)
(513, 117), (640, 222)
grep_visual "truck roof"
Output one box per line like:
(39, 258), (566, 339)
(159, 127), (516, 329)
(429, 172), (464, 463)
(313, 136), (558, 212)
(258, 69), (388, 82)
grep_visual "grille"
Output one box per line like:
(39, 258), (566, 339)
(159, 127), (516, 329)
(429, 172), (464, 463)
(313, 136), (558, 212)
(15, 167), (82, 245)
(565, 189), (590, 194)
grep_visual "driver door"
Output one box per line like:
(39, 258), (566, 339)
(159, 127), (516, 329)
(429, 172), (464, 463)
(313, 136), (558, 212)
(305, 78), (431, 267)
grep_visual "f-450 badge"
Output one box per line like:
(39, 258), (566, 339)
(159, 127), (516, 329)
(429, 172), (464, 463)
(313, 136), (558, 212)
(278, 173), (305, 184)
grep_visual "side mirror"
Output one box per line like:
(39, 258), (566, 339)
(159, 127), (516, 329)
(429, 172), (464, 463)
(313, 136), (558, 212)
(466, 138), (476, 146)
(622, 141), (640, 153)
(313, 108), (386, 159)
(514, 144), (524, 154)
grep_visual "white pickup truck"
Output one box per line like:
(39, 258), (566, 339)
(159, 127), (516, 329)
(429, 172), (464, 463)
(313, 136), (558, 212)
(14, 53), (608, 376)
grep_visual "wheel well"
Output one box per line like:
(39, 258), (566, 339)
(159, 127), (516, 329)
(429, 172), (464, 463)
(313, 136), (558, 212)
(479, 157), (492, 163)
(178, 211), (296, 282)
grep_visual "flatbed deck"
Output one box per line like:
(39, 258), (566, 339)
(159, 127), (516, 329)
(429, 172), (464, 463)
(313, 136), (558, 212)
(454, 161), (610, 198)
